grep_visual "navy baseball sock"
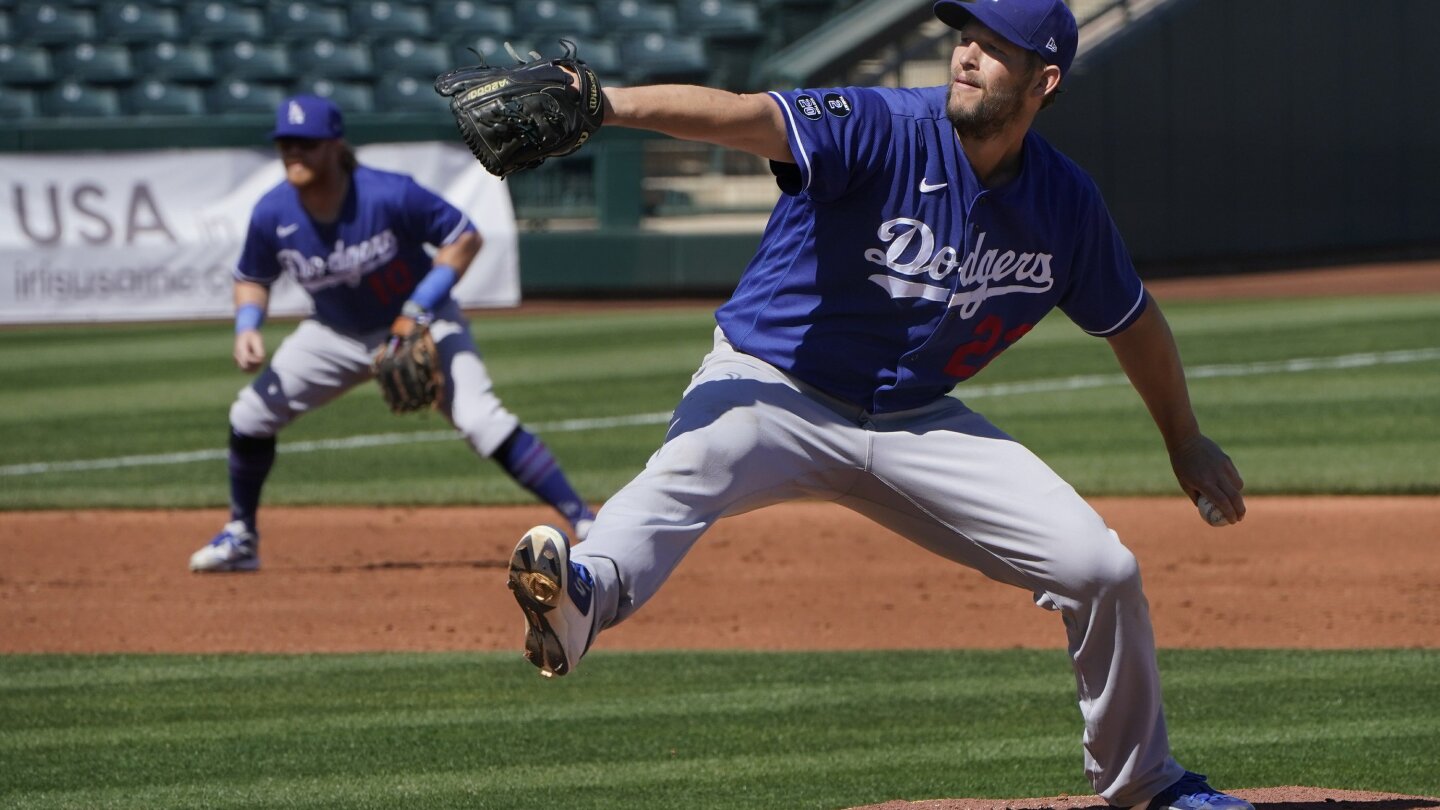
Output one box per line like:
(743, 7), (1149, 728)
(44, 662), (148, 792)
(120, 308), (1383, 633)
(228, 429), (276, 533)
(494, 428), (594, 528)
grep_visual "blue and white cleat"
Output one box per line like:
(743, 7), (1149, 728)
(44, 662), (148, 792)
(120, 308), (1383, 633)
(189, 520), (260, 573)
(508, 525), (596, 678)
(1145, 772), (1255, 810)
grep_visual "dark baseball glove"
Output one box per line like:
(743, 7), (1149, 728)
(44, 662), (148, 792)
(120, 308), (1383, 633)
(372, 327), (443, 414)
(434, 40), (605, 178)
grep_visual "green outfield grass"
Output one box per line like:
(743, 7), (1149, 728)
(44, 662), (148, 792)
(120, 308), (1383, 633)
(1, 649), (1436, 809)
(1, 292), (1437, 509)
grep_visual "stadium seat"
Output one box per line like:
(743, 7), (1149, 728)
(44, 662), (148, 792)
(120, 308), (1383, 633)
(350, 2), (430, 39)
(267, 2), (349, 41)
(596, 0), (676, 33)
(0, 44), (54, 85)
(133, 41), (214, 81)
(619, 32), (707, 83)
(98, 4), (181, 43)
(515, 1), (596, 38)
(0, 86), (38, 119)
(371, 38), (450, 80)
(431, 2), (513, 41)
(293, 77), (375, 114)
(289, 39), (373, 79)
(676, 0), (763, 38)
(533, 36), (619, 76)
(123, 79), (206, 115)
(212, 40), (291, 81)
(206, 78), (287, 114)
(40, 82), (121, 117)
(181, 2), (265, 42)
(13, 4), (96, 44)
(50, 43), (135, 84)
(448, 36), (533, 68)
(372, 73), (448, 115)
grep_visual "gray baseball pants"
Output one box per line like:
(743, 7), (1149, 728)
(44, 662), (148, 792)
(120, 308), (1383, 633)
(574, 328), (1185, 807)
(229, 299), (519, 456)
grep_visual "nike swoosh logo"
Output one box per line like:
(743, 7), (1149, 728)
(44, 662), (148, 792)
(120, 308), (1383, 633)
(276, 223), (300, 237)
(919, 179), (948, 193)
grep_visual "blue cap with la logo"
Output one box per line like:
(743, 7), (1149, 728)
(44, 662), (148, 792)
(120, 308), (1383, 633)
(268, 95), (345, 140)
(933, 0), (1078, 76)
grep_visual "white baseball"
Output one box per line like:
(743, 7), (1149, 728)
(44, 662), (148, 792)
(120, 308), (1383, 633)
(1196, 495), (1230, 527)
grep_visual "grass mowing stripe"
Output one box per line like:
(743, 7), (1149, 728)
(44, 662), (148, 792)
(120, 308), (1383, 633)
(3, 740), (1080, 810)
(0, 674), (1075, 750)
(5, 346), (1435, 478)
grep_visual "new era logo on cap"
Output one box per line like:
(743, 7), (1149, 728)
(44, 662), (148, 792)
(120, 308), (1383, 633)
(933, 0), (1078, 76)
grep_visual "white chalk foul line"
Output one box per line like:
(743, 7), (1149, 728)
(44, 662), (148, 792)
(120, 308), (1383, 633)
(0, 413), (674, 477)
(957, 346), (1440, 397)
(4, 347), (1437, 478)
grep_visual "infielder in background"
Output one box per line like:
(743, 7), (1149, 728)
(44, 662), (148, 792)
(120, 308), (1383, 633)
(190, 95), (596, 573)
(504, 1), (1252, 809)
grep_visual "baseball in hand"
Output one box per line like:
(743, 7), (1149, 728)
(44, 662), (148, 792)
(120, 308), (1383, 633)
(1196, 495), (1230, 527)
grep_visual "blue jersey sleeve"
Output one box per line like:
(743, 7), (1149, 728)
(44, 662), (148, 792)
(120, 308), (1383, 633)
(234, 211), (281, 286)
(767, 87), (893, 203)
(1057, 190), (1148, 336)
(396, 176), (474, 249)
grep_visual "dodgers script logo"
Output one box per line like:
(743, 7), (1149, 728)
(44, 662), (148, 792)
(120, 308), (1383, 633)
(863, 218), (1055, 319)
(277, 229), (399, 291)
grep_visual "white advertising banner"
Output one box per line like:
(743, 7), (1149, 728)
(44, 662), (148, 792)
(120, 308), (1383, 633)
(0, 142), (519, 324)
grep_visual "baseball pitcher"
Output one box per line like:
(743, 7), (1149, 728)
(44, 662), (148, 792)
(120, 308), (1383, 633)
(445, 3), (1250, 810)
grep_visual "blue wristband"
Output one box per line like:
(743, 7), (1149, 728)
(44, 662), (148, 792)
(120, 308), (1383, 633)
(407, 264), (458, 313)
(235, 303), (265, 333)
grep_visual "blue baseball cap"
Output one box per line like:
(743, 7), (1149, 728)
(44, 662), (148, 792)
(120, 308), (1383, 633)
(934, 0), (1078, 76)
(269, 95), (344, 140)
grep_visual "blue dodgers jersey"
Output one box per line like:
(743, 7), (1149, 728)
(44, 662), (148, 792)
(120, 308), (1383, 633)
(235, 166), (475, 334)
(715, 85), (1147, 414)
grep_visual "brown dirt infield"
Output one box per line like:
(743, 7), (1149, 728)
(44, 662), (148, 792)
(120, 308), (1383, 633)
(2, 497), (1437, 654)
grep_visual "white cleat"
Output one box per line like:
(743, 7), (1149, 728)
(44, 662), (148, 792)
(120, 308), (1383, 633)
(189, 520), (260, 573)
(507, 525), (597, 677)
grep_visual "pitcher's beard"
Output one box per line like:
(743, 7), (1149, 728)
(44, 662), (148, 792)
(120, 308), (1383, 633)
(947, 81), (1026, 141)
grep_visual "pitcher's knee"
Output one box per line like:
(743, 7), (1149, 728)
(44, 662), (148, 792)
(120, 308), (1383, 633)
(1065, 531), (1141, 599)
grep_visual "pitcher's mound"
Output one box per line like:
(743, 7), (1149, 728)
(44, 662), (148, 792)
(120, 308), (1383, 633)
(848, 787), (1439, 810)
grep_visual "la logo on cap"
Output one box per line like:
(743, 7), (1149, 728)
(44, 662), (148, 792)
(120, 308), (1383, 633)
(288, 101), (305, 124)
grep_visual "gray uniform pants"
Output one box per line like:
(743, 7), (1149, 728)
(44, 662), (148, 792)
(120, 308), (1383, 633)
(575, 328), (1184, 807)
(229, 299), (519, 456)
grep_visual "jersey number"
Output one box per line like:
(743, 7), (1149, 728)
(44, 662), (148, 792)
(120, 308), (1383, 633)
(366, 260), (415, 306)
(944, 315), (1033, 379)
